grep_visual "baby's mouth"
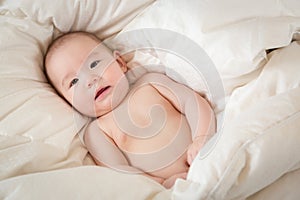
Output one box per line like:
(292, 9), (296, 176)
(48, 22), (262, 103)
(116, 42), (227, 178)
(94, 86), (111, 100)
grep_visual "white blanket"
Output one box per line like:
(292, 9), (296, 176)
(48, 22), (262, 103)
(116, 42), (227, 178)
(1, 0), (300, 199)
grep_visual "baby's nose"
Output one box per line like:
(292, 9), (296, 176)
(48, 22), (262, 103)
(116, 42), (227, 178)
(86, 75), (99, 88)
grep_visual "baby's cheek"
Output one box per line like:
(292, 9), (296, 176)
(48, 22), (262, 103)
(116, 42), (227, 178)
(73, 94), (96, 117)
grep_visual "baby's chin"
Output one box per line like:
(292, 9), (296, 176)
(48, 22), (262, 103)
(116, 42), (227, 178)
(81, 105), (113, 118)
(82, 98), (124, 118)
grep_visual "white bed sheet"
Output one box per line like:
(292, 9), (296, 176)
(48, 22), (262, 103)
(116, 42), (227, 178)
(1, 0), (300, 199)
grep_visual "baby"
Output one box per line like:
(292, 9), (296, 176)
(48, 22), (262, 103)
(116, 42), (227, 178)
(44, 31), (215, 188)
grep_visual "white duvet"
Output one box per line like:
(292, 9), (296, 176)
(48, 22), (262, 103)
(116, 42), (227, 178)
(1, 0), (300, 199)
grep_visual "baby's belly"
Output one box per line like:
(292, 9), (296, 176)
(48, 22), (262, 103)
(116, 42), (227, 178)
(111, 90), (192, 177)
(119, 115), (191, 178)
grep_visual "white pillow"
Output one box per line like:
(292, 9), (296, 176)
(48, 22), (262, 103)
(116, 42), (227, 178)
(1, 0), (155, 39)
(0, 0), (155, 180)
(115, 0), (300, 95)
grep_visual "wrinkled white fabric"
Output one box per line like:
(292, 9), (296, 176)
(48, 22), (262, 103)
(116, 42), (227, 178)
(1, 0), (300, 199)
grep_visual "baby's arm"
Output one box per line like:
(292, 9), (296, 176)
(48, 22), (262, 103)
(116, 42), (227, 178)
(84, 120), (165, 184)
(140, 73), (216, 165)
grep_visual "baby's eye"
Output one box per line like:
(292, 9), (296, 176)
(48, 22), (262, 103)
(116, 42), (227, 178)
(90, 60), (101, 69)
(69, 78), (79, 88)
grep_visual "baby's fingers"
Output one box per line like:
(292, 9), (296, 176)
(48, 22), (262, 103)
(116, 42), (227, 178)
(187, 152), (192, 165)
(187, 147), (198, 165)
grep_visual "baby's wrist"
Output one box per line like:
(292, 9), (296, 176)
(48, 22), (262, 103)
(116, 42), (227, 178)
(193, 134), (206, 141)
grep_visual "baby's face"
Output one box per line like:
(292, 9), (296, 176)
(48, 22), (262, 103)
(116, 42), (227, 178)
(46, 35), (129, 117)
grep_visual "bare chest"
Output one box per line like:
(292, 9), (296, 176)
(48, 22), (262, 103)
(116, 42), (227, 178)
(109, 85), (181, 143)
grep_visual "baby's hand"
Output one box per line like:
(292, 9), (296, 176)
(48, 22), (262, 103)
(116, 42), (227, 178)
(187, 136), (206, 165)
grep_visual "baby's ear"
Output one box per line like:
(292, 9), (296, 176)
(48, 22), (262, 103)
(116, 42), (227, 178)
(113, 50), (128, 72)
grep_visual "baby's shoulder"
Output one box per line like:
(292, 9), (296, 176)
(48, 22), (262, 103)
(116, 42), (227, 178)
(85, 118), (111, 138)
(85, 119), (102, 137)
(138, 72), (169, 82)
(133, 72), (171, 88)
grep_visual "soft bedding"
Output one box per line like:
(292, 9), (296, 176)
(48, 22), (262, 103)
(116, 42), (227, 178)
(1, 0), (300, 199)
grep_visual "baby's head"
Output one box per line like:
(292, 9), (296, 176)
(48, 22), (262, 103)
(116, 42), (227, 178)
(45, 31), (129, 117)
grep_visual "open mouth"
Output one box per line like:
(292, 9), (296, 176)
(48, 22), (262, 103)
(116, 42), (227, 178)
(94, 86), (111, 100)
